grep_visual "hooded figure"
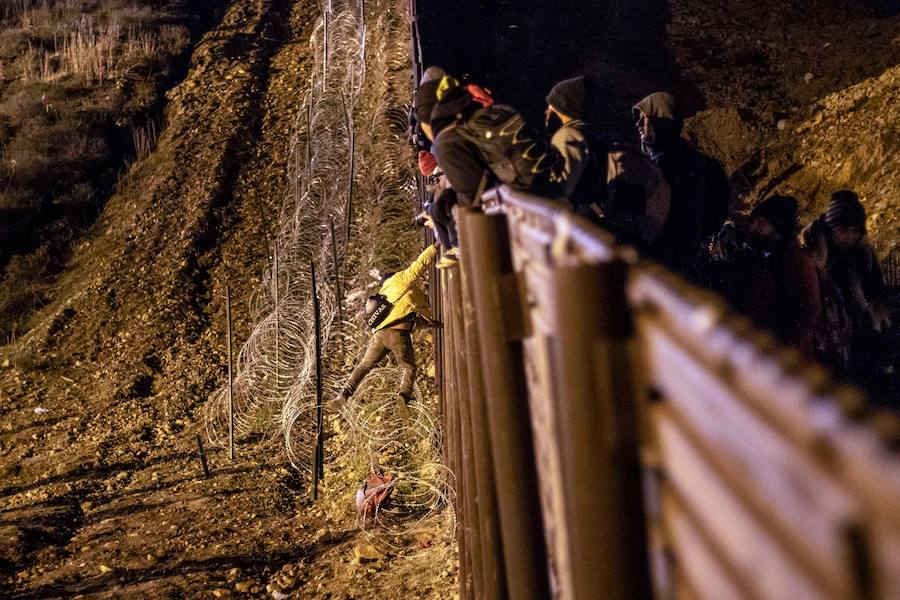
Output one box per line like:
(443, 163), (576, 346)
(714, 195), (821, 356)
(801, 191), (892, 388)
(633, 92), (729, 281)
(545, 75), (605, 208)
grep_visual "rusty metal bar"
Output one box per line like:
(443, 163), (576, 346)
(547, 260), (651, 599)
(196, 434), (210, 479)
(274, 242), (280, 397)
(226, 285), (234, 461)
(442, 267), (469, 598)
(457, 209), (551, 600)
(312, 261), (324, 498)
(458, 224), (508, 599)
(329, 218), (343, 335)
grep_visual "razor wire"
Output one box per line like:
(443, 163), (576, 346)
(204, 0), (454, 543)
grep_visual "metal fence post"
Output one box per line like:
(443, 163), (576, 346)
(274, 242), (280, 398)
(312, 262), (324, 498)
(449, 264), (484, 599)
(226, 286), (234, 461)
(458, 223), (508, 599)
(457, 209), (551, 600)
(547, 260), (651, 600)
(441, 267), (470, 597)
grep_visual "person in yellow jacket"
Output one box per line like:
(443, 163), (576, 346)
(335, 243), (439, 408)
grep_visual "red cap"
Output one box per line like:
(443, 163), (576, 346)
(418, 150), (437, 176)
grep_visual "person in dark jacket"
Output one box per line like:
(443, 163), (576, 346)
(634, 92), (729, 281)
(417, 149), (458, 261)
(544, 75), (604, 210)
(710, 195), (821, 356)
(415, 67), (563, 208)
(801, 191), (892, 391)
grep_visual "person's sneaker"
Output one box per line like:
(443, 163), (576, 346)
(445, 246), (459, 258)
(436, 255), (459, 270)
(395, 395), (411, 422)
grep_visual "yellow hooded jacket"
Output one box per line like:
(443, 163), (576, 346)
(374, 244), (438, 331)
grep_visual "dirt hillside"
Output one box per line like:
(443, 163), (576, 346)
(672, 0), (900, 251)
(1, 0), (455, 598)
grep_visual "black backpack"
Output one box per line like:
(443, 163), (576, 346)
(365, 294), (393, 329)
(454, 104), (558, 193)
(601, 144), (671, 246)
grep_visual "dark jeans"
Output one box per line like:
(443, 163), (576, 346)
(342, 328), (416, 398)
(428, 196), (458, 249)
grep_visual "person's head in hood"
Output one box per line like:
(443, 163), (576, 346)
(413, 66), (447, 138)
(633, 92), (683, 156)
(414, 67), (473, 140)
(748, 195), (799, 252)
(824, 190), (866, 251)
(545, 75), (592, 135)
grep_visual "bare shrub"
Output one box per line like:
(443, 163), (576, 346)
(131, 118), (158, 162)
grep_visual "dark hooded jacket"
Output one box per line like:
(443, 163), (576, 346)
(802, 214), (888, 352)
(634, 92), (729, 280)
(431, 85), (563, 207)
(708, 196), (821, 356)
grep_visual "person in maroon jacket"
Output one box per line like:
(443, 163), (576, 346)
(712, 195), (821, 356)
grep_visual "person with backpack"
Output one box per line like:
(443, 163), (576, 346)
(633, 92), (729, 281)
(333, 243), (439, 411)
(414, 67), (564, 210)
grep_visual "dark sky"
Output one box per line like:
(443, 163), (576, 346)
(415, 0), (691, 137)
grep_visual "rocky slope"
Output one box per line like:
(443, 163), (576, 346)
(0, 0), (455, 597)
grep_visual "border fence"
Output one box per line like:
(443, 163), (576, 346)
(434, 185), (900, 600)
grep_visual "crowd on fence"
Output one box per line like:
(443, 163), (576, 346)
(334, 65), (898, 410)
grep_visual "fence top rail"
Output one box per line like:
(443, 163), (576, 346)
(482, 185), (637, 266)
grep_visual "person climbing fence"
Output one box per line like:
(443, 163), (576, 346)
(334, 243), (439, 415)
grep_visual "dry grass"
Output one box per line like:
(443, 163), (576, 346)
(20, 15), (189, 85)
(0, 0), (198, 340)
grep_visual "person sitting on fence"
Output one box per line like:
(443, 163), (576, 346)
(634, 92), (729, 282)
(708, 195), (821, 356)
(801, 191), (893, 398)
(414, 66), (564, 213)
(333, 243), (439, 414)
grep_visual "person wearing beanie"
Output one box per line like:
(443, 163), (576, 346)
(633, 92), (729, 282)
(544, 75), (601, 206)
(714, 195), (821, 357)
(824, 190), (868, 250)
(413, 66), (447, 126)
(417, 150), (437, 177)
(801, 191), (892, 393)
(749, 194), (799, 245)
(547, 75), (590, 122)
